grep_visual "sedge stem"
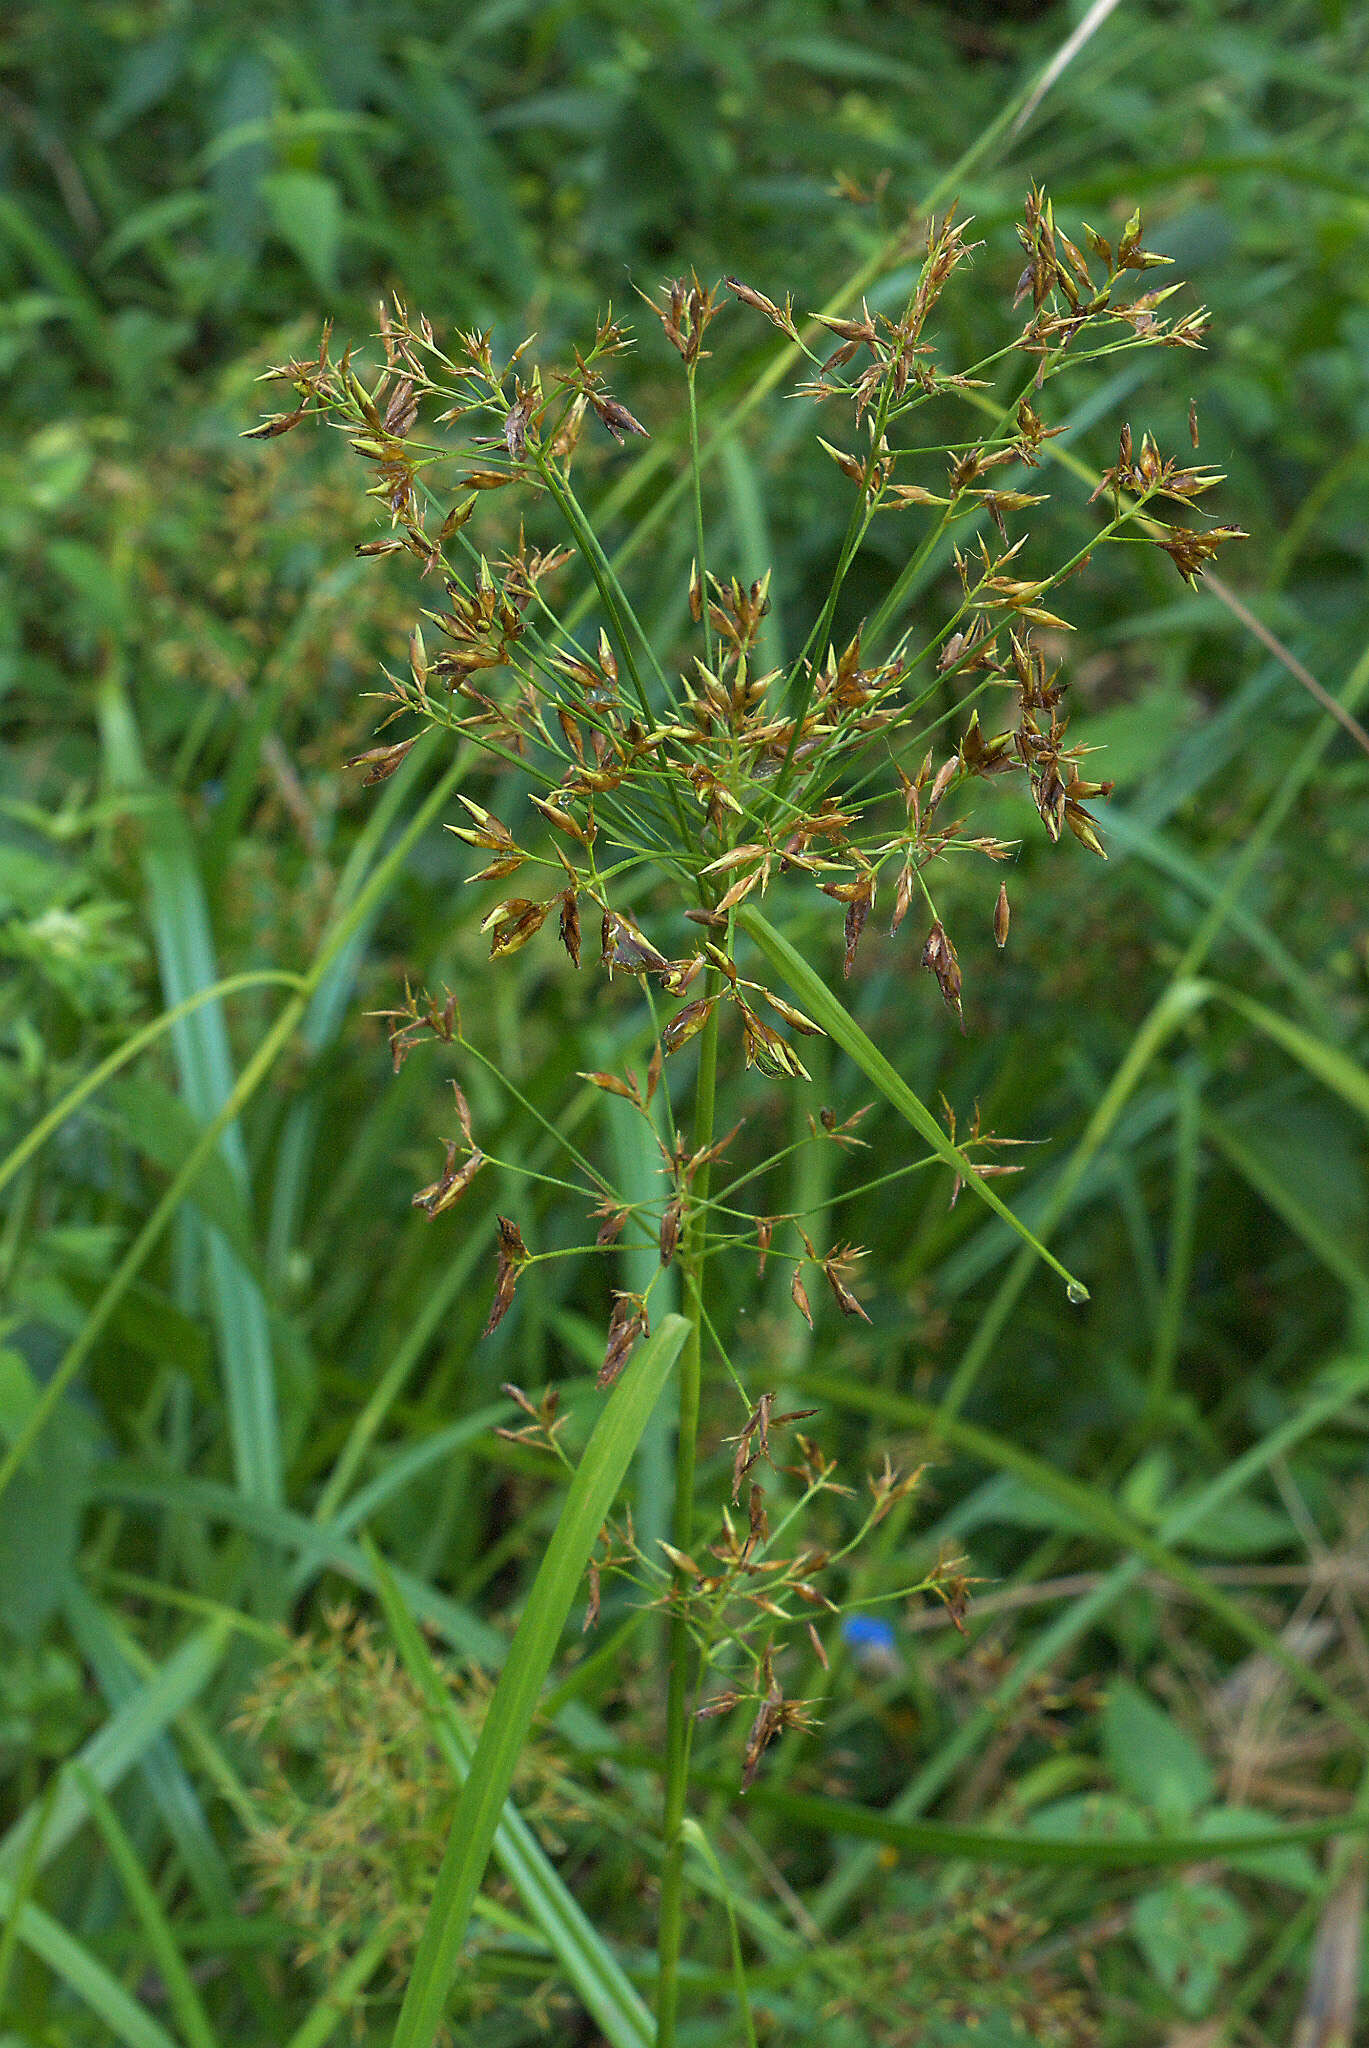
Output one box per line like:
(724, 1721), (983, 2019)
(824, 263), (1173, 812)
(687, 367), (713, 674)
(656, 993), (720, 2048)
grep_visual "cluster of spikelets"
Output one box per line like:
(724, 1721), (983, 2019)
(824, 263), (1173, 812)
(251, 194), (1239, 1064)
(234, 1607), (581, 2014)
(818, 1879), (1102, 2046)
(237, 194), (1244, 1908)
(233, 1612), (1097, 2035)
(248, 189), (1242, 1367)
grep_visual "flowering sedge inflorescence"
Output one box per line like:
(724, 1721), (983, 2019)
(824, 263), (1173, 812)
(255, 202), (1235, 1008)
(235, 1607), (580, 2011)
(251, 190), (1241, 1352)
(563, 1402), (972, 1787)
(248, 192), (1240, 1797)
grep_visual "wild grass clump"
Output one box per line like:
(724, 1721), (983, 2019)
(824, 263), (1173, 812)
(236, 1606), (579, 2010)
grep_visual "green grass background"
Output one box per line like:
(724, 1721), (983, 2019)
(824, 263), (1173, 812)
(3, 1), (1369, 2040)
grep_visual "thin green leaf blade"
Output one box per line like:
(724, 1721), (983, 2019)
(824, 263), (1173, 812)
(1208, 979), (1369, 1122)
(0, 1619), (229, 1881)
(738, 1784), (1368, 1869)
(391, 1312), (688, 2048)
(0, 1884), (183, 2048)
(72, 1766), (220, 2048)
(738, 906), (1089, 1299)
(283, 1932), (391, 2048)
(64, 1584), (234, 1911)
(1205, 1107), (1369, 1299)
(367, 1542), (653, 2048)
(99, 676), (281, 1503)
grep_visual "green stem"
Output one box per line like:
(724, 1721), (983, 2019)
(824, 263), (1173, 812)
(770, 380), (898, 806)
(531, 440), (701, 866)
(686, 368), (713, 674)
(1143, 1066), (1202, 1429)
(532, 446), (665, 722)
(552, 9), (1113, 650)
(656, 996), (720, 2048)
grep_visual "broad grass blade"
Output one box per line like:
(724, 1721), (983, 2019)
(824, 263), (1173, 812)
(0, 1619), (228, 1881)
(100, 677), (281, 1503)
(74, 1766), (220, 2048)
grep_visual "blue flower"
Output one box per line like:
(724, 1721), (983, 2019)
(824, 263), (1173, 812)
(841, 1615), (901, 1675)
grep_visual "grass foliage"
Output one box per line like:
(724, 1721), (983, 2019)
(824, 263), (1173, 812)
(3, 2), (1369, 2042)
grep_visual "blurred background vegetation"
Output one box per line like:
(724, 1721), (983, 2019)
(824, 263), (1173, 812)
(3, 0), (1369, 2042)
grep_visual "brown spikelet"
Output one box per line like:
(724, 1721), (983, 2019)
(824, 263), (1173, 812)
(741, 1662), (785, 1790)
(590, 392), (649, 443)
(579, 1069), (643, 1106)
(891, 864), (914, 935)
(593, 1200), (629, 1247)
(994, 881), (1011, 949)
(503, 385), (536, 460)
(559, 888), (581, 967)
(921, 918), (965, 1029)
(599, 1293), (648, 1388)
(347, 739), (418, 785)
(451, 1081), (474, 1148)
(663, 998), (716, 1055)
(925, 755), (959, 817)
(819, 871), (875, 978)
(483, 898), (550, 959)
(602, 911), (673, 978)
(242, 405), (308, 440)
(483, 1217), (530, 1336)
(1153, 523), (1248, 586)
(822, 1244), (872, 1322)
(724, 276), (799, 340)
(412, 1142), (486, 1218)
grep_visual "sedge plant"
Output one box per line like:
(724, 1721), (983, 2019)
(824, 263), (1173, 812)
(246, 191), (1242, 2045)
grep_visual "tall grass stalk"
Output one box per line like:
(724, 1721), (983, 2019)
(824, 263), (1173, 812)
(658, 998), (718, 2044)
